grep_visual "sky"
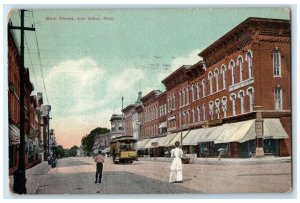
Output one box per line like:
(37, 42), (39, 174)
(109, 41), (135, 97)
(8, 8), (290, 148)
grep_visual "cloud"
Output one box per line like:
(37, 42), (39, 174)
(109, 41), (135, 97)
(44, 57), (105, 115)
(156, 49), (202, 83)
(105, 67), (145, 100)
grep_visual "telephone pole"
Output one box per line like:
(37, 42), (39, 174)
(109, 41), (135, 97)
(9, 9), (35, 194)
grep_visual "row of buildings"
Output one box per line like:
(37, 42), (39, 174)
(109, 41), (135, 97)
(8, 29), (56, 175)
(118, 17), (291, 158)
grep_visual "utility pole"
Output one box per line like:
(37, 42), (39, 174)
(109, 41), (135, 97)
(9, 9), (35, 194)
(121, 96), (124, 136)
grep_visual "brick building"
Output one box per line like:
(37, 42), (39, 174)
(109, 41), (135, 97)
(8, 30), (45, 175)
(109, 114), (125, 139)
(135, 17), (291, 158)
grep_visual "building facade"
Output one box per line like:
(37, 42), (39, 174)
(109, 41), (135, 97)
(109, 114), (125, 139)
(8, 30), (45, 175)
(135, 17), (291, 158)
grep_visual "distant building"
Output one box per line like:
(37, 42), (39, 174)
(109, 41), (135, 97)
(109, 114), (125, 139)
(92, 133), (110, 154)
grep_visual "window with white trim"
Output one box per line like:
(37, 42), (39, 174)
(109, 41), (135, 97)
(209, 101), (214, 120)
(187, 110), (190, 124)
(274, 87), (283, 111)
(179, 112), (182, 127)
(237, 56), (243, 82)
(238, 90), (245, 114)
(182, 90), (186, 106)
(246, 50), (253, 79)
(214, 68), (219, 92)
(273, 48), (282, 77)
(221, 65), (226, 90)
(215, 99), (220, 119)
(230, 93), (236, 116)
(186, 87), (189, 104)
(208, 72), (213, 94)
(221, 96), (227, 118)
(202, 104), (206, 120)
(229, 60), (235, 85)
(246, 87), (254, 112)
(202, 79), (206, 97)
(197, 106), (201, 122)
(192, 108), (195, 123)
(191, 85), (195, 102)
(196, 82), (200, 100)
(179, 91), (182, 107)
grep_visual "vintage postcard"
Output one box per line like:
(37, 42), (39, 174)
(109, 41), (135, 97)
(6, 7), (292, 196)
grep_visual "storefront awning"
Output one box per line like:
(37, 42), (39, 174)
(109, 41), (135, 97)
(143, 137), (159, 148)
(214, 120), (255, 144)
(159, 121), (167, 128)
(9, 123), (20, 145)
(263, 119), (289, 139)
(159, 133), (177, 147)
(137, 138), (150, 149)
(198, 125), (226, 143)
(182, 128), (205, 146)
(167, 130), (190, 146)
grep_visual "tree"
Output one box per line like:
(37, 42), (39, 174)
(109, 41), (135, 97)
(56, 145), (64, 158)
(81, 127), (110, 154)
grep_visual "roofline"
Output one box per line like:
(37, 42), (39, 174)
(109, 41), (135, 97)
(140, 90), (161, 102)
(199, 17), (290, 57)
(161, 65), (191, 84)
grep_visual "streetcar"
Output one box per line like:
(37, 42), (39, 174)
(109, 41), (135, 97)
(110, 135), (137, 164)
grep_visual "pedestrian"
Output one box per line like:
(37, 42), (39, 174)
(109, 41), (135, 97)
(94, 150), (105, 184)
(169, 141), (183, 183)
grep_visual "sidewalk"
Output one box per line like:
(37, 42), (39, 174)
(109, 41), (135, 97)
(138, 155), (292, 165)
(9, 161), (50, 195)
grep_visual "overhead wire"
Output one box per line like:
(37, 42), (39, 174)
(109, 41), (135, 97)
(31, 11), (50, 104)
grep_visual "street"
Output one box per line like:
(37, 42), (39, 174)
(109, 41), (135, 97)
(9, 156), (291, 195)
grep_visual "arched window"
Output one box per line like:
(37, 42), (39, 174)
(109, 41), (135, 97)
(196, 82), (200, 100)
(245, 50), (253, 78)
(202, 79), (206, 97)
(229, 60), (235, 85)
(209, 101), (214, 120)
(246, 87), (255, 112)
(273, 48), (282, 77)
(187, 110), (190, 124)
(230, 93), (237, 116)
(202, 104), (206, 121)
(238, 90), (245, 114)
(197, 106), (201, 122)
(215, 99), (220, 119)
(172, 94), (176, 110)
(182, 89), (186, 106)
(237, 55), (244, 83)
(179, 111), (182, 127)
(208, 72), (213, 94)
(274, 87), (283, 110)
(186, 87), (189, 104)
(221, 96), (227, 118)
(214, 68), (219, 92)
(179, 91), (182, 107)
(192, 108), (195, 123)
(221, 64), (226, 90)
(191, 84), (195, 102)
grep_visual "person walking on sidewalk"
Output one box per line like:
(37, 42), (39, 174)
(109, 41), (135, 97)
(169, 141), (183, 183)
(94, 150), (105, 184)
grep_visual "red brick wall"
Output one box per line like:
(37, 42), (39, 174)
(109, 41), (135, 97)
(280, 117), (292, 156)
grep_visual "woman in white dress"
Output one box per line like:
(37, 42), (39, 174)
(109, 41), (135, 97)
(169, 141), (183, 183)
